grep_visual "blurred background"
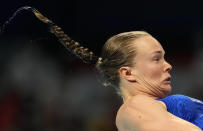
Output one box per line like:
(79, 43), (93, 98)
(0, 0), (203, 130)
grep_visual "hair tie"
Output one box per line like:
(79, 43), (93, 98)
(98, 57), (103, 64)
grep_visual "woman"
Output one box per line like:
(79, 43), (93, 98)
(97, 31), (203, 131)
(100, 31), (203, 131)
(3, 6), (203, 131)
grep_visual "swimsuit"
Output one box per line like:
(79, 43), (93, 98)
(156, 94), (203, 130)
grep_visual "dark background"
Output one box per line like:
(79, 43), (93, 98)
(0, 0), (203, 130)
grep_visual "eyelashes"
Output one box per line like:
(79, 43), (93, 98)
(154, 58), (160, 61)
(153, 55), (161, 61)
(152, 55), (165, 62)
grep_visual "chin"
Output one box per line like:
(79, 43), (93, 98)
(164, 84), (172, 96)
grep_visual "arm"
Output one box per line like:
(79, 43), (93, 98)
(163, 113), (202, 131)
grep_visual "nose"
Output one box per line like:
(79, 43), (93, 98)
(164, 61), (172, 72)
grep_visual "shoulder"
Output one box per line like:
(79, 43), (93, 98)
(117, 94), (167, 115)
(116, 95), (168, 130)
(116, 95), (166, 118)
(127, 94), (167, 111)
(116, 95), (202, 131)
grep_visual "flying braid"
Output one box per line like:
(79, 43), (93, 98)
(0, 6), (99, 64)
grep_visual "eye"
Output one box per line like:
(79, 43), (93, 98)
(153, 57), (160, 61)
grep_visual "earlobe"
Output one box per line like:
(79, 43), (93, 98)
(119, 67), (136, 82)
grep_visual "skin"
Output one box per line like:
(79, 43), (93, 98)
(116, 35), (201, 131)
(119, 35), (172, 101)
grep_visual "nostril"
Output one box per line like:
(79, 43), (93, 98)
(165, 61), (172, 69)
(164, 63), (172, 72)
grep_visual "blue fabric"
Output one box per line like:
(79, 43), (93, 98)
(156, 94), (203, 130)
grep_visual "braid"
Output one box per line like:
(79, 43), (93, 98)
(0, 6), (32, 34)
(0, 6), (99, 64)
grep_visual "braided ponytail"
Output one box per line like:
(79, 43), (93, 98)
(0, 6), (99, 65)
(1, 6), (151, 96)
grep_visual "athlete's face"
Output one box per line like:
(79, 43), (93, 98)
(132, 35), (172, 96)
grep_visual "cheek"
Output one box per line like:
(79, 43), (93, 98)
(140, 62), (163, 80)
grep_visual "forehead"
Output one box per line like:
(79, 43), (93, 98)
(134, 36), (164, 55)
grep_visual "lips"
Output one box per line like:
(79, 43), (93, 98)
(164, 76), (171, 84)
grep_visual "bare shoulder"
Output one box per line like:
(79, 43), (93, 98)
(116, 95), (167, 131)
(116, 95), (167, 118)
(124, 95), (166, 111)
(116, 95), (202, 131)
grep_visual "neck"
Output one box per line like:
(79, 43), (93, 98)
(120, 81), (165, 103)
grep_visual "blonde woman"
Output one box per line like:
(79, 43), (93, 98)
(3, 6), (203, 131)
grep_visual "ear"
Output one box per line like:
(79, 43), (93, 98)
(119, 66), (136, 82)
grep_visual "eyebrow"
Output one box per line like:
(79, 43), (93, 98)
(152, 50), (165, 55)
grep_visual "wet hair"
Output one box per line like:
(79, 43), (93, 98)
(1, 6), (150, 96)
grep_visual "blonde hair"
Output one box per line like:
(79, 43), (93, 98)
(96, 31), (150, 95)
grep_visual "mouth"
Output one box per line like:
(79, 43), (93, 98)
(164, 76), (171, 84)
